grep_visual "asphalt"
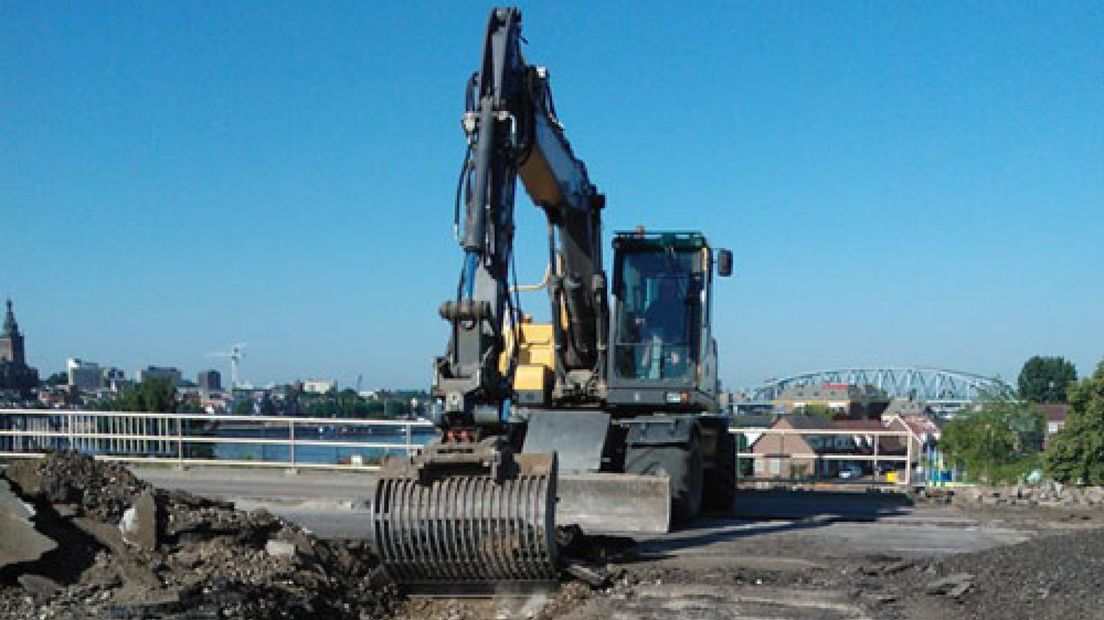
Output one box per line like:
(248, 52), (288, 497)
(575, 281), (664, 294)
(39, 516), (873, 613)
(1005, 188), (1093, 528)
(130, 465), (1054, 620)
(131, 466), (1034, 556)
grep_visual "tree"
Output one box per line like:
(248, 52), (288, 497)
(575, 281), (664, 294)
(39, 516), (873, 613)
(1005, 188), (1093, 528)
(941, 397), (1044, 483)
(101, 377), (178, 413)
(43, 372), (67, 387)
(233, 399), (255, 415)
(1018, 356), (1078, 403)
(792, 403), (835, 420)
(1044, 362), (1104, 484)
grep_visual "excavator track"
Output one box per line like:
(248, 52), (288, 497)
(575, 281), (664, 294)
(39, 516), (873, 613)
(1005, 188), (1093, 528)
(369, 441), (559, 595)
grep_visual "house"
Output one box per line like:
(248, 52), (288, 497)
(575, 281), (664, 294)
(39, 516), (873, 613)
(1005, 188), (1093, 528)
(750, 416), (863, 479)
(1038, 404), (1070, 447)
(882, 413), (941, 468)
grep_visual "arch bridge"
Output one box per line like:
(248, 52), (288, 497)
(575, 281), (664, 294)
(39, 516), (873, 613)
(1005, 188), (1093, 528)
(751, 367), (1015, 406)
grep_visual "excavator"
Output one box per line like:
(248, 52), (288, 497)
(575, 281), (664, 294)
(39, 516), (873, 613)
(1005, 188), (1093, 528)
(370, 7), (734, 594)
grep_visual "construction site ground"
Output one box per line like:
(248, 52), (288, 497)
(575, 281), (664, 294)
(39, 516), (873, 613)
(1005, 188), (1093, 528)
(4, 458), (1103, 619)
(135, 465), (1104, 619)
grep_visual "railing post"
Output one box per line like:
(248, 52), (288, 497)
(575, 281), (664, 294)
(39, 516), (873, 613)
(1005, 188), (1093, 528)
(905, 432), (913, 487)
(733, 430), (740, 487)
(67, 412), (75, 452)
(873, 433), (879, 480)
(780, 430), (785, 481)
(176, 415), (184, 467)
(405, 421), (413, 456)
(289, 419), (296, 471)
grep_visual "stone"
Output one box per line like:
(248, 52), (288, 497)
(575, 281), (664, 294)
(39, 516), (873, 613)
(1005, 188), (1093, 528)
(265, 539), (297, 558)
(563, 561), (610, 588)
(119, 491), (159, 550)
(0, 479), (58, 570)
(862, 592), (898, 605)
(925, 572), (974, 596)
(72, 516), (161, 589)
(17, 574), (62, 599)
(51, 503), (79, 518)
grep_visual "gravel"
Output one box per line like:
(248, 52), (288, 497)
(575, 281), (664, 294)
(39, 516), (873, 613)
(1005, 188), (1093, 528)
(887, 527), (1104, 620)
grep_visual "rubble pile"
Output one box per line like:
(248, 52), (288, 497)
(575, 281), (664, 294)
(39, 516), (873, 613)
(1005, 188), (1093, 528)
(846, 528), (1104, 620)
(952, 482), (1104, 508)
(912, 527), (1104, 620)
(0, 452), (399, 619)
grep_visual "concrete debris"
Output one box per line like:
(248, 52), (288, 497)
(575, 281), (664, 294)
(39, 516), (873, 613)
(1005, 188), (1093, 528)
(924, 572), (974, 598)
(0, 478), (57, 571)
(16, 573), (61, 599)
(119, 490), (159, 550)
(563, 562), (610, 588)
(949, 482), (1104, 508)
(264, 539), (297, 558)
(0, 450), (400, 619)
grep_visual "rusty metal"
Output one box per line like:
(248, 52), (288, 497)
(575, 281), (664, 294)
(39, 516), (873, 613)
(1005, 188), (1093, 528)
(370, 440), (559, 594)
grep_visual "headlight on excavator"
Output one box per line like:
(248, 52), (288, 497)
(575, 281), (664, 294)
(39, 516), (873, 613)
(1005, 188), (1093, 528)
(665, 391), (690, 404)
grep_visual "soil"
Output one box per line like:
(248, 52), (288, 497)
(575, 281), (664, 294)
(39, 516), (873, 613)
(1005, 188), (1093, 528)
(553, 495), (1104, 620)
(0, 452), (401, 619)
(884, 526), (1104, 620)
(5, 455), (1104, 620)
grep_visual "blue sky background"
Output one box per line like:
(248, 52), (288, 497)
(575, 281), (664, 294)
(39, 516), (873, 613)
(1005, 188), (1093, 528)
(3, 2), (1101, 390)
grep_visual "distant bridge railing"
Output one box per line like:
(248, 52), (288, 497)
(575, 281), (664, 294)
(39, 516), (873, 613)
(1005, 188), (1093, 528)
(751, 367), (1015, 404)
(0, 409), (437, 471)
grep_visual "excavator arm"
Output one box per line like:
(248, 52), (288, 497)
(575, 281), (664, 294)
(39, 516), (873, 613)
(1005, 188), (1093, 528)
(434, 7), (607, 429)
(373, 8), (603, 593)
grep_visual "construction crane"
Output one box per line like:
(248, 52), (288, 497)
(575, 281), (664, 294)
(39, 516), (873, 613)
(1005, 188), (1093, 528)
(205, 343), (247, 390)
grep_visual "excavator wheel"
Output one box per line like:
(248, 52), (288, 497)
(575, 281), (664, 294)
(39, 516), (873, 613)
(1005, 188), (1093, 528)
(701, 427), (736, 513)
(624, 429), (703, 524)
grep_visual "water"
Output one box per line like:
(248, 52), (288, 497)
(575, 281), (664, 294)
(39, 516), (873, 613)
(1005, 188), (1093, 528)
(211, 425), (437, 465)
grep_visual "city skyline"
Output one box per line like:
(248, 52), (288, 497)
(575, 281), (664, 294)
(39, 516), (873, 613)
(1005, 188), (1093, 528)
(4, 3), (1101, 390)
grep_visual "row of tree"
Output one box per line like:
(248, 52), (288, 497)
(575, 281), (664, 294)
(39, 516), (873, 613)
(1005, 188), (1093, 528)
(89, 379), (425, 419)
(943, 360), (1104, 485)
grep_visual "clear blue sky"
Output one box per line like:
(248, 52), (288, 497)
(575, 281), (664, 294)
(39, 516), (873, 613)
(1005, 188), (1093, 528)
(3, 2), (1101, 390)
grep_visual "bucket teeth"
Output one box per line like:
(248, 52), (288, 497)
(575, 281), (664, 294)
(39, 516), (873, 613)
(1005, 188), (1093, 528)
(370, 449), (558, 594)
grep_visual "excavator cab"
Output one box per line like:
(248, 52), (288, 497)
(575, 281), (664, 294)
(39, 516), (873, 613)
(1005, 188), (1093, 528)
(608, 231), (731, 412)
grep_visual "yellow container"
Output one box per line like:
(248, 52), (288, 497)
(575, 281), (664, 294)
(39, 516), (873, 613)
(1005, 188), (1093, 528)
(886, 470), (898, 483)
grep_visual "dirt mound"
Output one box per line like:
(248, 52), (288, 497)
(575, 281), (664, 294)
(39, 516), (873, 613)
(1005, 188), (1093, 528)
(5, 450), (147, 523)
(0, 451), (400, 619)
(905, 527), (1104, 620)
(844, 527), (1104, 620)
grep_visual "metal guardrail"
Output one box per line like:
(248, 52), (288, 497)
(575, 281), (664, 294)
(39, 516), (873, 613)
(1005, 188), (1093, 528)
(0, 409), (437, 471)
(1, 409), (917, 486)
(731, 427), (916, 486)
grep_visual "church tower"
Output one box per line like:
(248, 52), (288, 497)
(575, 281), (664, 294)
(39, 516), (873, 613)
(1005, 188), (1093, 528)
(1, 298), (26, 365)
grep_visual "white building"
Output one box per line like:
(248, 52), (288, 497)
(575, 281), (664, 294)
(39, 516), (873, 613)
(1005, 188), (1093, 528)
(67, 358), (102, 392)
(302, 379), (336, 394)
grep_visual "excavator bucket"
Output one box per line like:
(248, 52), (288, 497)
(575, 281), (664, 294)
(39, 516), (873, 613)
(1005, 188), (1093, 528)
(556, 472), (670, 535)
(369, 440), (559, 595)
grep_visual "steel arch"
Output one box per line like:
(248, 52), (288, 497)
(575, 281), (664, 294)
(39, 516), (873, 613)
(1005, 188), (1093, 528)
(751, 367), (1014, 403)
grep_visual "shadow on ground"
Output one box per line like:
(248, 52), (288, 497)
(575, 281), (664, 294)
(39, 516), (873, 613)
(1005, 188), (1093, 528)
(728, 488), (914, 521)
(631, 488), (915, 558)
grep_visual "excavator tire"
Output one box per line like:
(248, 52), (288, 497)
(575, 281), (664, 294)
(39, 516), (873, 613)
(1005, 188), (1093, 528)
(702, 428), (736, 513)
(625, 430), (703, 524)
